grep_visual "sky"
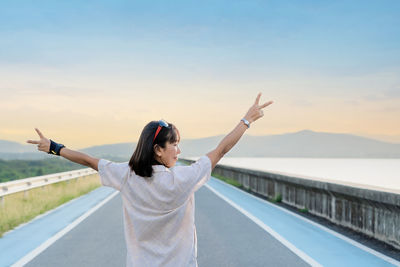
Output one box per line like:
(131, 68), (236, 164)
(1, 0), (400, 149)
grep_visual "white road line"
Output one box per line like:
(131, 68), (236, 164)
(11, 191), (119, 267)
(204, 183), (322, 267)
(208, 178), (400, 266)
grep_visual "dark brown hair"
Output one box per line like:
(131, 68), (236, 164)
(129, 120), (180, 178)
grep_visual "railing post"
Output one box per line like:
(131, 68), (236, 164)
(24, 190), (29, 199)
(0, 196), (4, 208)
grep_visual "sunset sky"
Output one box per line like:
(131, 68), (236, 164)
(1, 0), (400, 149)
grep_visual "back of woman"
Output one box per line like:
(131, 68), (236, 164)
(99, 155), (211, 266)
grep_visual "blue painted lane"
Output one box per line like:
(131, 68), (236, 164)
(0, 186), (116, 267)
(207, 177), (399, 267)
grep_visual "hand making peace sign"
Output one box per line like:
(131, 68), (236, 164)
(244, 93), (273, 124)
(26, 128), (51, 153)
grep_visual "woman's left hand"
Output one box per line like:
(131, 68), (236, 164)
(243, 93), (273, 123)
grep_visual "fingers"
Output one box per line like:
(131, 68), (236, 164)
(260, 101), (274, 109)
(35, 128), (44, 139)
(27, 140), (40, 144)
(254, 93), (262, 105)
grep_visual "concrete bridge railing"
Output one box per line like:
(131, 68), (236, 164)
(180, 158), (400, 250)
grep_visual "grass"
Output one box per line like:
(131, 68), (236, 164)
(299, 208), (309, 213)
(0, 174), (101, 237)
(272, 193), (282, 203)
(211, 173), (242, 187)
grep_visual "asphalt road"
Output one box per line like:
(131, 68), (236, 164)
(26, 186), (309, 267)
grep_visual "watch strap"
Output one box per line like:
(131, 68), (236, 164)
(48, 140), (65, 156)
(241, 118), (250, 128)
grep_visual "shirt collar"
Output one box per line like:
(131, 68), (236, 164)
(152, 165), (171, 173)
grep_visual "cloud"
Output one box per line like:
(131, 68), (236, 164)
(342, 99), (360, 105)
(291, 99), (314, 107)
(376, 106), (400, 112)
(383, 88), (400, 98)
(363, 94), (386, 101)
(363, 88), (400, 102)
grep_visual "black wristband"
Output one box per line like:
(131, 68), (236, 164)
(48, 139), (65, 156)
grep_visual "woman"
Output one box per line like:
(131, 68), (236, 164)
(27, 93), (273, 267)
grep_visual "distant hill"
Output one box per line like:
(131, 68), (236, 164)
(1, 130), (399, 160)
(0, 140), (52, 160)
(0, 140), (37, 153)
(205, 130), (400, 158)
(0, 140), (134, 160)
(165, 130), (400, 158)
(79, 143), (136, 161)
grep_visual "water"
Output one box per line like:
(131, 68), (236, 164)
(195, 157), (400, 192)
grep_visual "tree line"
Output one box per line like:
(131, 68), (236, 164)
(0, 158), (83, 183)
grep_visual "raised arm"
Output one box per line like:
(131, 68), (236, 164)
(27, 128), (100, 171)
(206, 93), (273, 170)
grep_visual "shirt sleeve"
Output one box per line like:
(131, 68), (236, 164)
(172, 155), (212, 198)
(98, 159), (130, 191)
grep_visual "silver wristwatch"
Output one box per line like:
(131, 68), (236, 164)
(241, 118), (250, 128)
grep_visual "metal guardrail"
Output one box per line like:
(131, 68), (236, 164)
(0, 168), (98, 203)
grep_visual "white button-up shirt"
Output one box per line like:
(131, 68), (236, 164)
(98, 155), (212, 267)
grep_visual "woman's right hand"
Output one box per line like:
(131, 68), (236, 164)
(27, 128), (51, 153)
(244, 93), (273, 124)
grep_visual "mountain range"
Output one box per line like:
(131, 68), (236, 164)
(0, 130), (399, 160)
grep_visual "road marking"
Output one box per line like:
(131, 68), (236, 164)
(205, 177), (400, 267)
(204, 183), (322, 267)
(11, 191), (119, 267)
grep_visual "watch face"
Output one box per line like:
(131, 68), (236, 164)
(241, 119), (250, 128)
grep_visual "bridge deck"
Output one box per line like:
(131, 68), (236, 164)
(1, 176), (399, 267)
